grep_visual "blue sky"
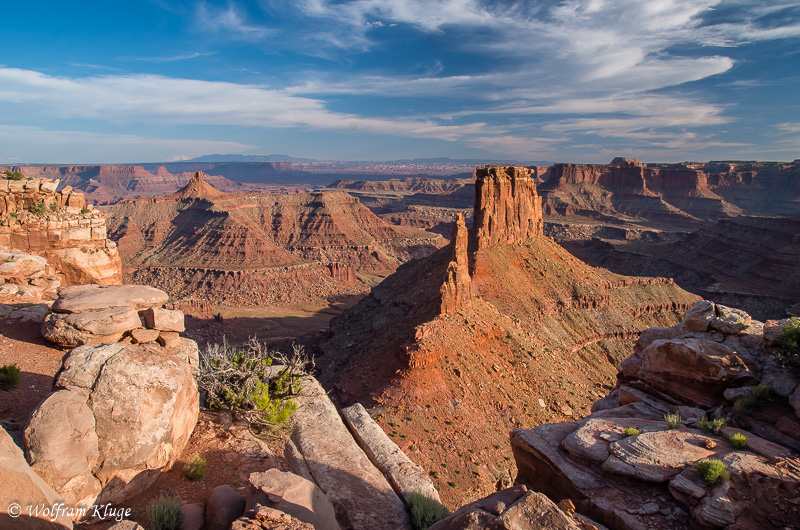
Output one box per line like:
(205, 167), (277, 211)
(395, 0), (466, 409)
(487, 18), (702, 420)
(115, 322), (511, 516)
(1, 0), (799, 164)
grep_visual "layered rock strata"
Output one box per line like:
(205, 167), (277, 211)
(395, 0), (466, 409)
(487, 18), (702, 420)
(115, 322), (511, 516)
(0, 177), (121, 284)
(511, 301), (800, 529)
(104, 173), (442, 305)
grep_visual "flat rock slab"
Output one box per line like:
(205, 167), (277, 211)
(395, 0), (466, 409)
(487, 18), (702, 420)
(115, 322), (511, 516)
(341, 403), (440, 504)
(52, 284), (168, 314)
(285, 377), (410, 530)
(562, 418), (664, 465)
(41, 307), (141, 348)
(602, 430), (715, 483)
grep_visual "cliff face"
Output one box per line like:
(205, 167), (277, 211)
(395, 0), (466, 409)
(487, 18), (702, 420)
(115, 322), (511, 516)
(539, 159), (800, 227)
(472, 165), (543, 250)
(0, 177), (121, 285)
(103, 176), (443, 305)
(319, 165), (697, 506)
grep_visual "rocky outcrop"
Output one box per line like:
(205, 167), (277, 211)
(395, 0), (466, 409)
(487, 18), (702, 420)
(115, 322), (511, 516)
(0, 249), (61, 322)
(439, 213), (471, 314)
(41, 285), (181, 348)
(285, 377), (411, 530)
(430, 486), (583, 530)
(24, 340), (199, 512)
(0, 426), (73, 529)
(341, 403), (440, 504)
(510, 301), (800, 529)
(472, 165), (543, 250)
(0, 177), (121, 285)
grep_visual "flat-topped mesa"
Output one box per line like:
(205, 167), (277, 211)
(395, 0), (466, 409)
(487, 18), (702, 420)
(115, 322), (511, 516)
(171, 171), (225, 201)
(546, 158), (647, 189)
(471, 165), (543, 251)
(440, 213), (471, 314)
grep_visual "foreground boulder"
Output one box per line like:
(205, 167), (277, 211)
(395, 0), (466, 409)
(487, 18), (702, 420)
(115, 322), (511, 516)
(509, 301), (800, 529)
(24, 340), (199, 512)
(0, 426), (73, 529)
(248, 469), (339, 530)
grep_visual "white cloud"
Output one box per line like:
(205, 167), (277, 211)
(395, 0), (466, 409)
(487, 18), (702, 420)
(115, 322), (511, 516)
(0, 68), (497, 143)
(0, 125), (256, 164)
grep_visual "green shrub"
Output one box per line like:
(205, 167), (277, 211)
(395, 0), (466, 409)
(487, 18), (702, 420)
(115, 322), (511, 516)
(79, 207), (91, 214)
(183, 455), (207, 481)
(664, 413), (681, 429)
(409, 491), (450, 530)
(733, 384), (770, 415)
(696, 459), (729, 484)
(0, 364), (21, 391)
(3, 169), (24, 180)
(198, 337), (311, 430)
(27, 200), (46, 216)
(699, 416), (726, 434)
(622, 427), (640, 437)
(781, 317), (800, 354)
(146, 494), (182, 530)
(729, 432), (748, 450)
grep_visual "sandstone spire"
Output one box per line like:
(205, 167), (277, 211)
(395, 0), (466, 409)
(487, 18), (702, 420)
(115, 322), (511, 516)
(471, 165), (543, 250)
(439, 213), (471, 314)
(173, 171), (225, 200)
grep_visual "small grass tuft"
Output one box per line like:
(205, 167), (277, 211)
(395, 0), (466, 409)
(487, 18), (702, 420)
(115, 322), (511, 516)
(733, 384), (770, 415)
(696, 459), (729, 484)
(664, 413), (681, 430)
(409, 491), (450, 530)
(0, 364), (21, 391)
(729, 432), (749, 450)
(622, 427), (640, 437)
(183, 455), (207, 481)
(147, 493), (182, 530)
(699, 416), (726, 434)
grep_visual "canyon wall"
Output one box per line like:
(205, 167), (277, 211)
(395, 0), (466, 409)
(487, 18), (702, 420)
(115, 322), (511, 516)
(0, 177), (121, 285)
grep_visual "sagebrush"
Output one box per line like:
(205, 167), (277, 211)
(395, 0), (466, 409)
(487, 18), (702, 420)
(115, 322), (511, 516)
(699, 416), (726, 434)
(0, 364), (21, 391)
(409, 491), (450, 530)
(733, 384), (769, 415)
(622, 427), (640, 437)
(198, 337), (312, 431)
(729, 432), (748, 450)
(696, 459), (729, 484)
(664, 413), (681, 429)
(147, 494), (182, 530)
(183, 455), (207, 481)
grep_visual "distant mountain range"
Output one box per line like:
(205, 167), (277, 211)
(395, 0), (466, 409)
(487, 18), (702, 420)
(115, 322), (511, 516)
(184, 154), (318, 163)
(184, 154), (553, 166)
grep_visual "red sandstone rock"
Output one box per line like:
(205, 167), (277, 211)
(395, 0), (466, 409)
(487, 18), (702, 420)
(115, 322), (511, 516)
(439, 213), (471, 314)
(472, 165), (543, 250)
